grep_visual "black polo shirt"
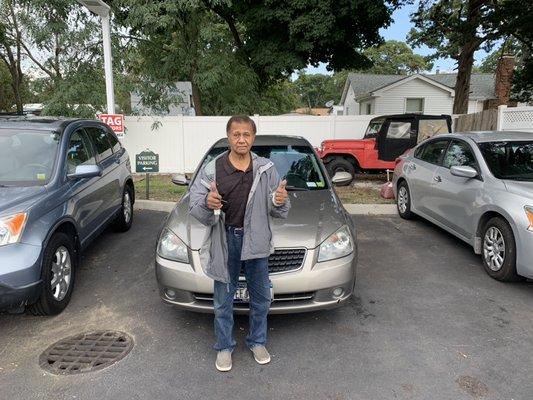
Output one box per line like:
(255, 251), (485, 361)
(215, 152), (253, 228)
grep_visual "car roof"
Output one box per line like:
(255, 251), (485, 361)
(0, 117), (82, 132)
(442, 131), (533, 143)
(212, 135), (312, 148)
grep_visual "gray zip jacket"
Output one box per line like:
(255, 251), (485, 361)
(189, 150), (290, 283)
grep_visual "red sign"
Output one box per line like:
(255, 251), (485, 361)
(98, 114), (124, 135)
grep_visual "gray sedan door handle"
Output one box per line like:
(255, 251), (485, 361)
(409, 163), (417, 170)
(433, 175), (442, 183)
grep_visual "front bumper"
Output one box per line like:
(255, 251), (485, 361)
(0, 242), (43, 311)
(155, 248), (357, 314)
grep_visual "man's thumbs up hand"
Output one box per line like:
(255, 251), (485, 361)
(274, 179), (288, 206)
(207, 181), (222, 210)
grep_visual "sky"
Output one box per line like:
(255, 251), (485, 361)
(305, 2), (492, 76)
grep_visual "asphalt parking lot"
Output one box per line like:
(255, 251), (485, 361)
(1, 210), (533, 400)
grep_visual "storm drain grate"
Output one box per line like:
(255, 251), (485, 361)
(39, 330), (133, 375)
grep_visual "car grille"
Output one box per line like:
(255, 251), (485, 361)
(239, 248), (306, 276)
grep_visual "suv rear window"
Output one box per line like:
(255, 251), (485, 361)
(86, 127), (113, 160)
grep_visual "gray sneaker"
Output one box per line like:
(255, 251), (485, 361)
(215, 350), (232, 372)
(250, 345), (271, 365)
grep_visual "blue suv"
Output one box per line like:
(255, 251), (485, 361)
(0, 118), (134, 315)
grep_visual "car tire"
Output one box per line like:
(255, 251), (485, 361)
(326, 158), (355, 186)
(396, 181), (414, 220)
(114, 185), (134, 232)
(28, 232), (77, 316)
(481, 217), (521, 282)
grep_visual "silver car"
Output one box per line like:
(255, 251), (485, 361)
(393, 131), (533, 281)
(155, 135), (357, 314)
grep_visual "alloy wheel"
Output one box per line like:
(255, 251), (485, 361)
(483, 227), (506, 271)
(398, 186), (408, 214)
(50, 246), (72, 301)
(123, 192), (132, 223)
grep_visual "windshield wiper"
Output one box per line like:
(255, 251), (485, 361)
(285, 185), (309, 191)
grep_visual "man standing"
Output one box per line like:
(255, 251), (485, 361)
(189, 115), (290, 372)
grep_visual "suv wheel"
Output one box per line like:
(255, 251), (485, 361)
(397, 181), (414, 219)
(481, 217), (521, 281)
(114, 185), (133, 232)
(28, 232), (76, 316)
(326, 158), (355, 186)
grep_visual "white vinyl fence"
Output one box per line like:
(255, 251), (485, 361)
(121, 115), (375, 173)
(497, 105), (533, 133)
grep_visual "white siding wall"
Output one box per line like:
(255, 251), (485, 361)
(467, 100), (484, 114)
(343, 86), (359, 115)
(373, 78), (453, 115)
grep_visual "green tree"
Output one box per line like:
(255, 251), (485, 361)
(112, 0), (399, 115)
(0, 0), (25, 113)
(292, 72), (339, 109)
(362, 40), (432, 74)
(408, 0), (499, 114)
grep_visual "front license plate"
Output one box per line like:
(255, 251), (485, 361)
(234, 282), (249, 303)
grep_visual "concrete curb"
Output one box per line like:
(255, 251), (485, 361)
(343, 204), (397, 215)
(134, 199), (398, 215)
(134, 199), (175, 213)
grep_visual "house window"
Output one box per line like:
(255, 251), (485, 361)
(366, 103), (372, 114)
(405, 98), (424, 113)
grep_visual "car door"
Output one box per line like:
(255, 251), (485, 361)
(103, 128), (125, 213)
(65, 128), (101, 241)
(431, 139), (483, 239)
(377, 118), (416, 161)
(85, 125), (121, 229)
(405, 138), (450, 216)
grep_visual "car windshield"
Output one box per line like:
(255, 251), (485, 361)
(0, 128), (60, 186)
(364, 119), (384, 139)
(199, 145), (328, 190)
(478, 141), (533, 181)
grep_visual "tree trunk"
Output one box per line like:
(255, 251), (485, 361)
(453, 0), (485, 115)
(453, 42), (476, 114)
(191, 80), (202, 116)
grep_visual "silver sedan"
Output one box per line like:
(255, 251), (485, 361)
(155, 135), (357, 314)
(393, 131), (533, 281)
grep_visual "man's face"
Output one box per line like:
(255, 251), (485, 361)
(227, 121), (255, 155)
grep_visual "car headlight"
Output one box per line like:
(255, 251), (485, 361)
(157, 228), (189, 263)
(317, 226), (353, 262)
(525, 206), (533, 232)
(0, 213), (27, 247)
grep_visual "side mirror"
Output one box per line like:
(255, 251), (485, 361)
(67, 164), (102, 180)
(450, 165), (478, 179)
(172, 173), (189, 186)
(332, 171), (353, 186)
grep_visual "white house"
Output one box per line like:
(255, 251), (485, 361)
(340, 73), (496, 115)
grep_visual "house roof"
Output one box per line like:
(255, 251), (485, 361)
(341, 73), (496, 103)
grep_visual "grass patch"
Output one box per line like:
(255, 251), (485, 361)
(134, 174), (187, 201)
(334, 186), (394, 204)
(134, 173), (394, 204)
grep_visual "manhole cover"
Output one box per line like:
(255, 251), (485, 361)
(39, 331), (133, 375)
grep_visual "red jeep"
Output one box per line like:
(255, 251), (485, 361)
(317, 114), (452, 185)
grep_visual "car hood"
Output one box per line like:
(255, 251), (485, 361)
(0, 185), (47, 216)
(503, 180), (533, 201)
(166, 189), (347, 250)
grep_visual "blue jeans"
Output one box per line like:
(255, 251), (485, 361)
(213, 227), (271, 352)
